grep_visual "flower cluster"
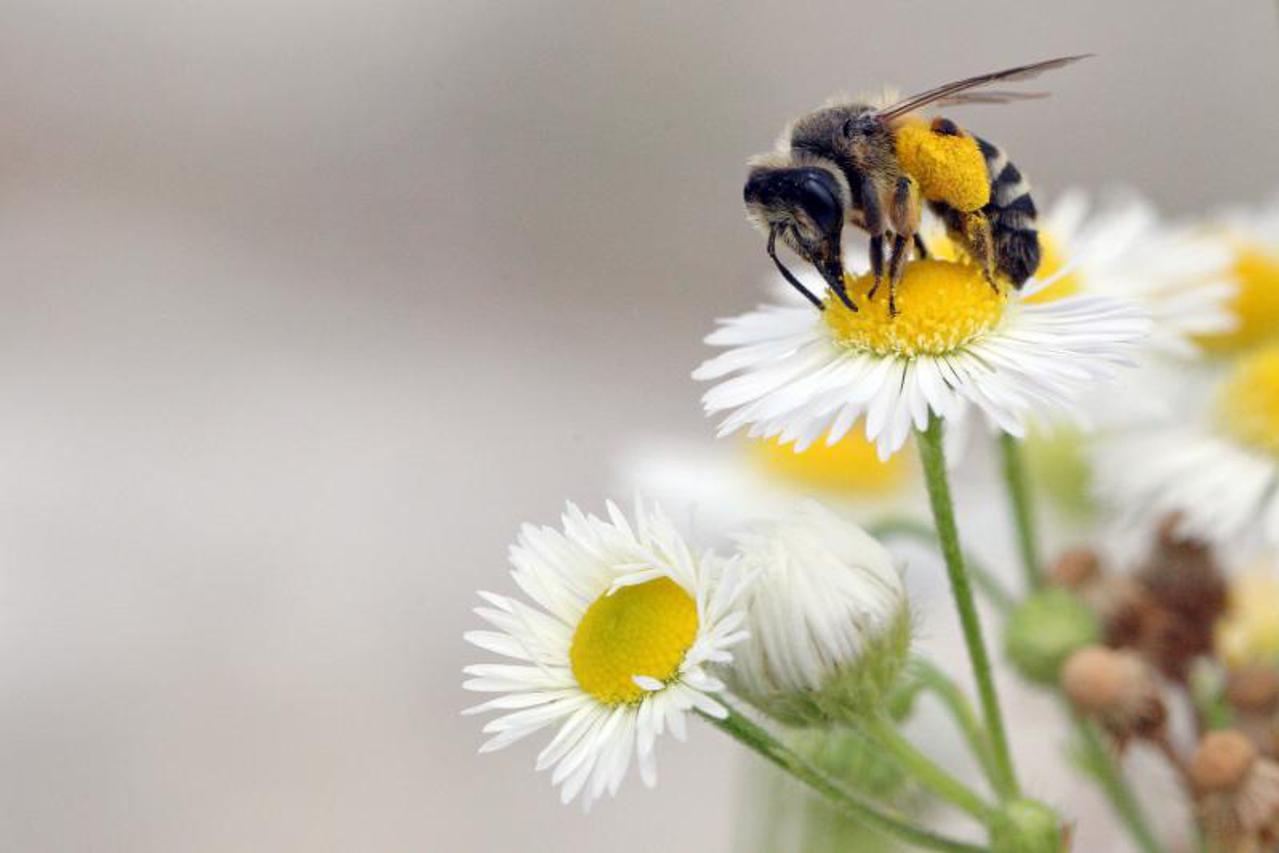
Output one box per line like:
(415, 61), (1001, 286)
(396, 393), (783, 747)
(463, 188), (1279, 852)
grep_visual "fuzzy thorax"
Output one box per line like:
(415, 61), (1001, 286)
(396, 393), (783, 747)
(1218, 344), (1279, 457)
(569, 577), (698, 705)
(893, 120), (990, 212)
(824, 260), (1005, 357)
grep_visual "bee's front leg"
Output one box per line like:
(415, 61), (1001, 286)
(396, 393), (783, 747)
(886, 176), (922, 317)
(859, 176), (887, 301)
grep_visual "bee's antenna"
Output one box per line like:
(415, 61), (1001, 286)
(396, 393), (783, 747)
(767, 226), (825, 311)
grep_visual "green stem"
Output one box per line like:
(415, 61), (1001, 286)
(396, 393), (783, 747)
(859, 713), (995, 822)
(705, 707), (986, 853)
(909, 658), (1001, 788)
(869, 517), (1015, 613)
(993, 427), (1163, 849)
(999, 433), (1043, 591)
(916, 416), (1020, 801)
(1072, 713), (1162, 853)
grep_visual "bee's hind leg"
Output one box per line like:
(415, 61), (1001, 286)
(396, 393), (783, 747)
(963, 212), (1001, 295)
(913, 233), (929, 259)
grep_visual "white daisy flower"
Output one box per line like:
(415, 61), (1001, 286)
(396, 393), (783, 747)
(695, 258), (1149, 460)
(462, 500), (751, 808)
(1196, 194), (1279, 354)
(725, 501), (910, 726)
(1093, 343), (1279, 555)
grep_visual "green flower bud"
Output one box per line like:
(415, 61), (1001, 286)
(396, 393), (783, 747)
(1005, 588), (1100, 685)
(726, 502), (912, 727)
(990, 799), (1066, 853)
(1024, 425), (1096, 521)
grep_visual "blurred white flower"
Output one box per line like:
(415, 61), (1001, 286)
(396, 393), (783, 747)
(724, 501), (910, 725)
(618, 429), (921, 548)
(1195, 194), (1279, 354)
(1034, 192), (1236, 358)
(1093, 344), (1279, 554)
(462, 500), (750, 807)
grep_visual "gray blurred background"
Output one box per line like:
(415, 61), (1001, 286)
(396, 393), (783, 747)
(0, 2), (1276, 851)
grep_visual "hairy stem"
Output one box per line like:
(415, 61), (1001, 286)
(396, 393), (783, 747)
(859, 713), (995, 822)
(916, 416), (1020, 801)
(907, 658), (1001, 788)
(705, 707), (986, 852)
(1073, 714), (1162, 853)
(999, 433), (1043, 590)
(869, 517), (1015, 613)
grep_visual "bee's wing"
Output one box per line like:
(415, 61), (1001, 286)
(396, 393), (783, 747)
(935, 90), (1050, 106)
(875, 55), (1090, 122)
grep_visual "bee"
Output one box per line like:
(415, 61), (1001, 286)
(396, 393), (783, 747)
(744, 55), (1090, 315)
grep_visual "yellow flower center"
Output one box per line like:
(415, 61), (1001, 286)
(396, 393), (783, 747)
(749, 431), (909, 495)
(569, 577), (698, 705)
(1217, 571), (1279, 666)
(1217, 344), (1279, 456)
(1196, 243), (1279, 354)
(925, 229), (1080, 304)
(824, 259), (1005, 357)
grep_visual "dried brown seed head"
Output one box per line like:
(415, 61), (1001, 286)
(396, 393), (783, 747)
(1050, 547), (1102, 589)
(1192, 730), (1258, 793)
(1227, 665), (1279, 715)
(1061, 646), (1126, 712)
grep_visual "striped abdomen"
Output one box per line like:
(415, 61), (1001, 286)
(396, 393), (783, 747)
(974, 136), (1040, 287)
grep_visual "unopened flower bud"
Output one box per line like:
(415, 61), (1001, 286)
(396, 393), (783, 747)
(1005, 588), (1100, 685)
(989, 798), (1068, 853)
(1024, 424), (1096, 521)
(726, 501), (910, 727)
(1061, 646), (1166, 748)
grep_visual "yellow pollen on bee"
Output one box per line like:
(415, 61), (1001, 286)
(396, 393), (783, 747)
(824, 260), (1005, 357)
(1217, 344), (1279, 456)
(748, 430), (909, 495)
(569, 577), (698, 706)
(1196, 243), (1279, 353)
(893, 120), (990, 212)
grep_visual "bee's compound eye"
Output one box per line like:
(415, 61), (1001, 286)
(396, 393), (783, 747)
(796, 175), (842, 236)
(841, 118), (856, 138)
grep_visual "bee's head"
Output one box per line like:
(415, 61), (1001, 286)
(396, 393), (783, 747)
(744, 160), (848, 296)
